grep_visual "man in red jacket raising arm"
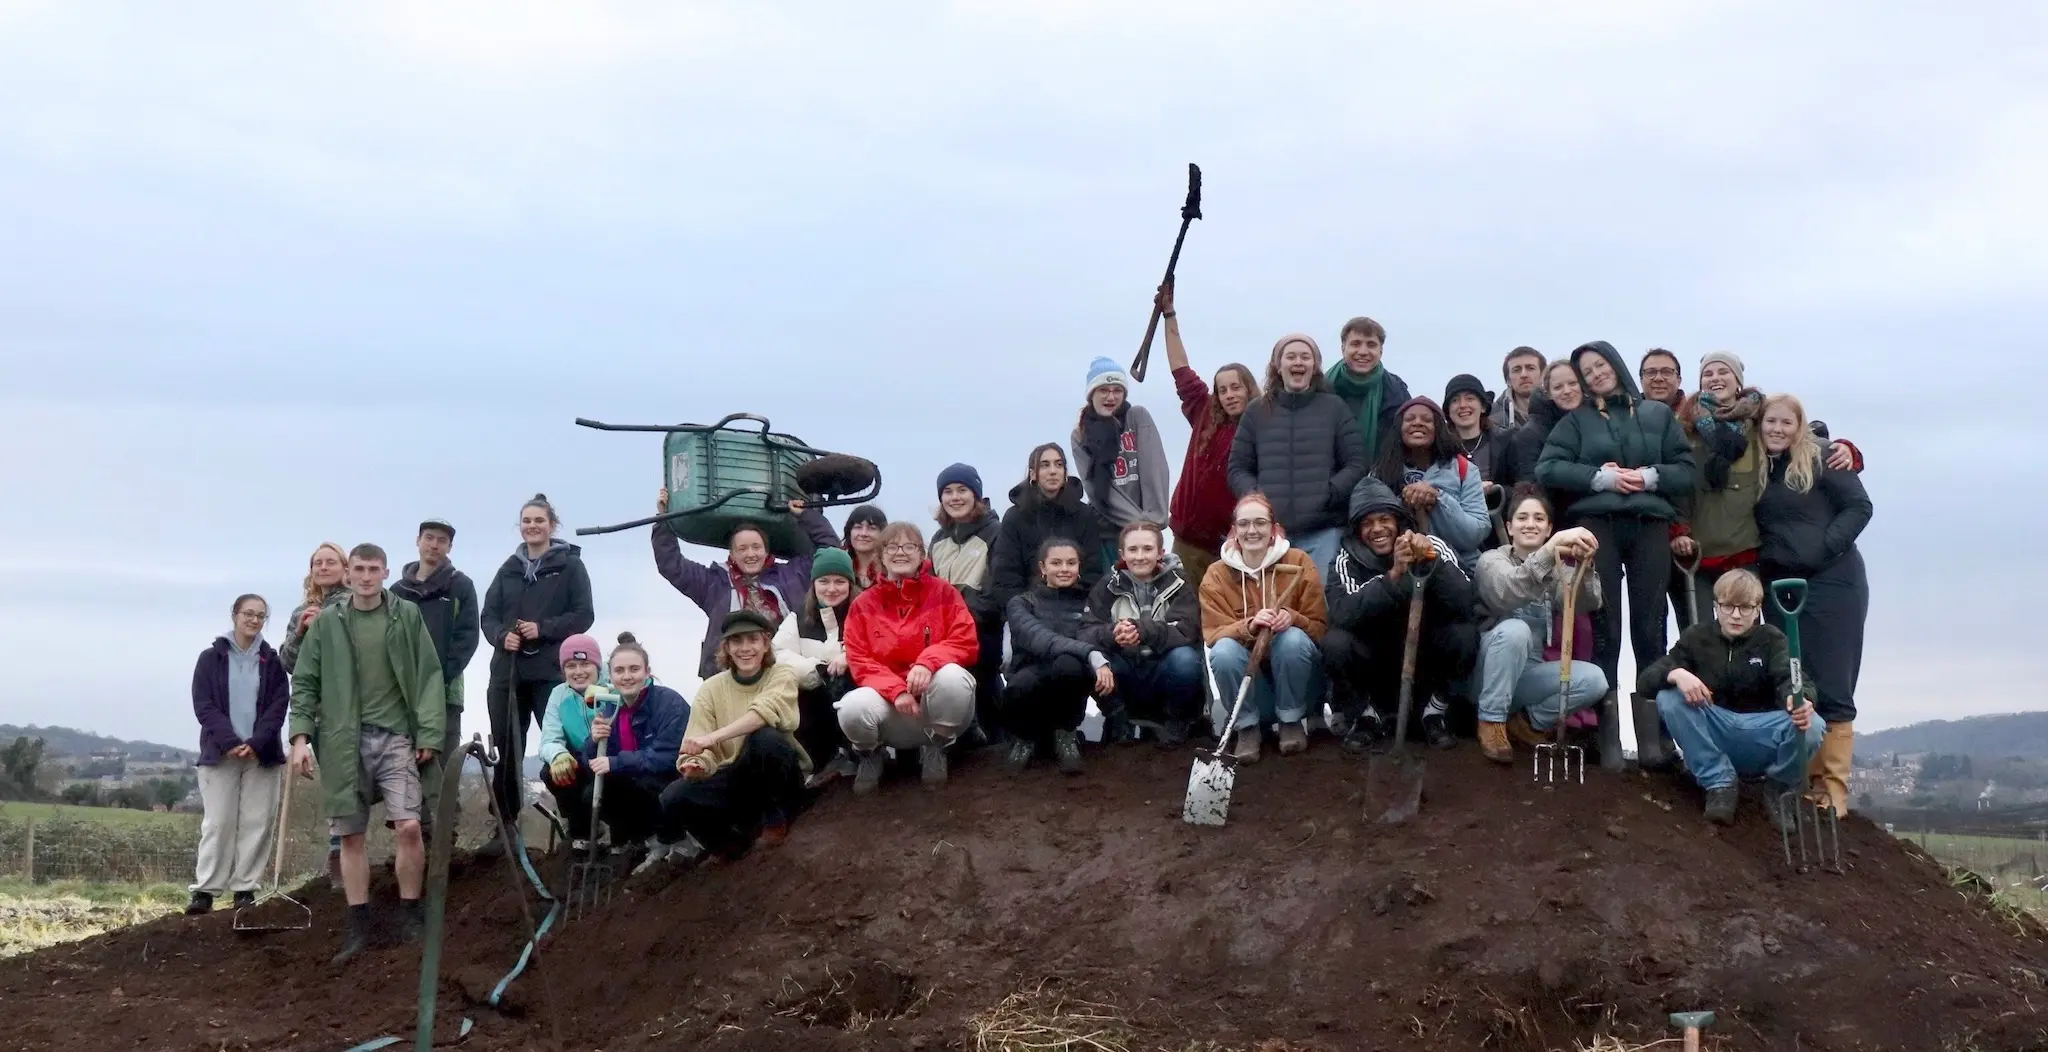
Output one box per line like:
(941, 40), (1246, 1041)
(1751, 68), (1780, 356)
(838, 521), (981, 796)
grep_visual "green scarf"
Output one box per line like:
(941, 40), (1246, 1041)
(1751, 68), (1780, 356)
(1326, 362), (1386, 465)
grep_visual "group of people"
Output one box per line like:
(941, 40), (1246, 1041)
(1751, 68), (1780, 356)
(184, 286), (1874, 963)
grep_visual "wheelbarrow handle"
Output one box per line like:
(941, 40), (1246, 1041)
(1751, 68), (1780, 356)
(1769, 577), (1808, 617)
(573, 487), (771, 536)
(574, 412), (776, 435)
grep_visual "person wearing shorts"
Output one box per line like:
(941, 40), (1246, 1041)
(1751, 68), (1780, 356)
(288, 543), (447, 965)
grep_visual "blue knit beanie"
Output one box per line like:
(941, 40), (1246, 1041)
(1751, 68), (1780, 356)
(936, 462), (984, 500)
(1086, 357), (1130, 398)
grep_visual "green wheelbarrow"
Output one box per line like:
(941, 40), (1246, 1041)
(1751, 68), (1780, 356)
(574, 412), (881, 550)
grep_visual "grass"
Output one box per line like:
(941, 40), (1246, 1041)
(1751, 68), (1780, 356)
(0, 881), (184, 957)
(970, 982), (1132, 1052)
(0, 801), (198, 830)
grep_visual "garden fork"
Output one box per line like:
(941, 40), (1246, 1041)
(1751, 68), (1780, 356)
(1535, 558), (1591, 785)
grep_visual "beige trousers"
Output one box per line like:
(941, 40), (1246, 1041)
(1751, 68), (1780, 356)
(193, 755), (284, 894)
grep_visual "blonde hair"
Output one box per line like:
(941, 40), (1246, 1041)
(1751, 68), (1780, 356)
(1713, 568), (1764, 608)
(1762, 394), (1823, 494)
(301, 542), (347, 611)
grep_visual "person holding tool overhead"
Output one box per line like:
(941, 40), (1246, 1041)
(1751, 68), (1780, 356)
(1157, 283), (1259, 584)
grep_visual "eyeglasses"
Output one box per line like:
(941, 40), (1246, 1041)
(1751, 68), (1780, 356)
(1714, 603), (1761, 616)
(237, 611), (269, 622)
(1641, 367), (1680, 379)
(1233, 518), (1272, 530)
(883, 543), (922, 555)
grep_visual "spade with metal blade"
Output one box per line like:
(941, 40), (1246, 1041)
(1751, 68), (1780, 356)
(1182, 627), (1272, 827)
(1365, 550), (1438, 826)
(1128, 163), (1203, 382)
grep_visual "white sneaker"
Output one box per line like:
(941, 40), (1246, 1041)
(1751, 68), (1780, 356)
(630, 839), (673, 874)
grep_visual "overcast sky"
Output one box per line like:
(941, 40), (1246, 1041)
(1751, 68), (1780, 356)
(1, 2), (2039, 753)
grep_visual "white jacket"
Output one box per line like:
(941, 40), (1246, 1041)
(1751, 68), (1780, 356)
(772, 608), (844, 691)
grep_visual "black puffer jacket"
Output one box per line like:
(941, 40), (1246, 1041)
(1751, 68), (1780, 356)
(1535, 341), (1697, 521)
(1226, 389), (1368, 534)
(1756, 453), (1874, 581)
(1325, 478), (1479, 635)
(480, 540), (596, 684)
(1079, 558), (1203, 658)
(1004, 581), (1101, 674)
(1499, 388), (1560, 491)
(990, 479), (1109, 609)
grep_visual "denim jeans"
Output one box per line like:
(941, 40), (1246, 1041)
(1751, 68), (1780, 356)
(1476, 619), (1608, 729)
(1108, 646), (1205, 725)
(1209, 628), (1324, 731)
(1655, 687), (1825, 791)
(1288, 528), (1343, 578)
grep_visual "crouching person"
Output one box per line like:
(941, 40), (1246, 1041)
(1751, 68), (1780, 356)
(1472, 486), (1609, 763)
(840, 522), (980, 794)
(1321, 479), (1479, 753)
(1002, 538), (1110, 775)
(1082, 522), (1205, 748)
(1201, 494), (1327, 763)
(286, 544), (445, 964)
(662, 612), (809, 861)
(539, 633), (684, 862)
(1638, 569), (1823, 826)
(774, 548), (860, 788)
(537, 634), (611, 848)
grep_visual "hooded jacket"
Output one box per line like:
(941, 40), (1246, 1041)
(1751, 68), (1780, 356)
(1198, 538), (1328, 647)
(772, 601), (848, 691)
(930, 507), (1004, 621)
(481, 540), (596, 685)
(1169, 365), (1243, 552)
(1324, 478), (1478, 636)
(391, 560), (481, 688)
(1004, 579), (1106, 674)
(1474, 543), (1602, 663)
(1367, 452), (1490, 575)
(536, 663), (611, 769)
(192, 636), (290, 766)
(1756, 453), (1874, 582)
(571, 682), (690, 792)
(1070, 403), (1173, 530)
(286, 592), (447, 819)
(1081, 555), (1203, 659)
(652, 506), (840, 678)
(1534, 341), (1697, 521)
(1226, 388), (1369, 536)
(844, 564), (981, 701)
(990, 478), (1110, 609)
(1637, 620), (1795, 716)
(1489, 388), (1535, 433)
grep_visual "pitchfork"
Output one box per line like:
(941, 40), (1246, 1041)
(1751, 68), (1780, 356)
(565, 690), (622, 917)
(1534, 557), (1591, 785)
(1770, 578), (1841, 873)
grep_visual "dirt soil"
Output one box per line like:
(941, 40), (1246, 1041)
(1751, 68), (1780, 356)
(5, 742), (2046, 1051)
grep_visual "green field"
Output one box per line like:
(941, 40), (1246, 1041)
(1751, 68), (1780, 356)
(0, 801), (198, 830)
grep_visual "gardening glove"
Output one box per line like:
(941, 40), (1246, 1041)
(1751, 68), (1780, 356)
(548, 753), (578, 786)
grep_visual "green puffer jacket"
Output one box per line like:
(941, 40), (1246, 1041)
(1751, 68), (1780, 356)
(287, 592), (447, 819)
(1535, 341), (1697, 521)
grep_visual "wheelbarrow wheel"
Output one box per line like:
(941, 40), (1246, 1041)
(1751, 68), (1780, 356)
(795, 454), (880, 500)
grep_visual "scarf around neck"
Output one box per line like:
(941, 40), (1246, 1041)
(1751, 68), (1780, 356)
(727, 561), (785, 623)
(1327, 362), (1386, 465)
(1079, 404), (1128, 495)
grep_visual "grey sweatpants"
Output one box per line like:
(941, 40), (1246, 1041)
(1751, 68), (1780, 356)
(193, 756), (284, 894)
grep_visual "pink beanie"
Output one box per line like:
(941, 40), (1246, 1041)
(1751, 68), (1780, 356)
(559, 634), (603, 669)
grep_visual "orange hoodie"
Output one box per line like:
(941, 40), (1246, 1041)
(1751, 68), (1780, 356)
(1198, 539), (1327, 646)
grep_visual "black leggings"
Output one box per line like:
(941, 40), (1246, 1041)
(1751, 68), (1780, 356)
(486, 670), (556, 818)
(545, 770), (664, 843)
(1764, 550), (1867, 725)
(1584, 514), (1673, 691)
(972, 615), (1006, 733)
(796, 674), (854, 764)
(1320, 621), (1479, 730)
(1001, 654), (1092, 741)
(658, 729), (804, 859)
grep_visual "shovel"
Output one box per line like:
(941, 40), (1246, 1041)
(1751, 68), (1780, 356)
(1770, 578), (1840, 873)
(1182, 628), (1271, 826)
(1535, 558), (1591, 785)
(566, 690), (622, 917)
(233, 775), (313, 934)
(1365, 555), (1437, 825)
(1128, 163), (1204, 382)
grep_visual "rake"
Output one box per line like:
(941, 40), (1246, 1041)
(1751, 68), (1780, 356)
(1534, 558), (1590, 785)
(1770, 578), (1841, 873)
(233, 776), (313, 933)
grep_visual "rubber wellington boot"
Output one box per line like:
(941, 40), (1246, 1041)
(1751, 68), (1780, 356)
(1597, 691), (1625, 773)
(1631, 692), (1672, 771)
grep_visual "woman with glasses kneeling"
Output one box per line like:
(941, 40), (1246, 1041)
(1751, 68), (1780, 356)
(839, 523), (980, 795)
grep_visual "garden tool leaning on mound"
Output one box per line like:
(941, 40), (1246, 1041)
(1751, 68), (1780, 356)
(573, 412), (881, 547)
(232, 778), (313, 934)
(1182, 561), (1306, 827)
(1770, 578), (1840, 874)
(1536, 557), (1591, 786)
(566, 685), (623, 918)
(1365, 528), (1438, 826)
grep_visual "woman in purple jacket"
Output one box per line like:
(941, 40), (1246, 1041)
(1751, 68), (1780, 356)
(652, 490), (843, 679)
(187, 594), (290, 915)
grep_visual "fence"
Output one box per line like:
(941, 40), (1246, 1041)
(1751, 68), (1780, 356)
(1906, 830), (2048, 894)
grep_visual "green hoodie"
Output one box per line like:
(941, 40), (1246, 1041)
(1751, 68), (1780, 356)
(287, 590), (447, 819)
(1533, 341), (1697, 521)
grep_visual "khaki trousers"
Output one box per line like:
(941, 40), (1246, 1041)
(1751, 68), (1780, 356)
(193, 756), (284, 894)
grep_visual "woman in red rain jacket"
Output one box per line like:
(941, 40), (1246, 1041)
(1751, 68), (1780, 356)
(839, 521), (980, 795)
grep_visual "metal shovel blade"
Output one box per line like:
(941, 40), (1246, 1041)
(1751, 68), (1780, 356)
(1365, 749), (1426, 825)
(1182, 755), (1237, 826)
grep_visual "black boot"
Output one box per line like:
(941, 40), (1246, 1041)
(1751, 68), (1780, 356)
(232, 890), (256, 910)
(184, 891), (214, 916)
(1704, 786), (1738, 825)
(332, 903), (372, 965)
(400, 898), (425, 944)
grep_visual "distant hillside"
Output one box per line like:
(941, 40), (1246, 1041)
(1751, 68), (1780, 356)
(0, 724), (195, 763)
(1861, 712), (2048, 761)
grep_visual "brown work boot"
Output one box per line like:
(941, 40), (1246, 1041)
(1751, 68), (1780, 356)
(1232, 724), (1261, 764)
(1477, 721), (1513, 764)
(1276, 721), (1308, 756)
(1505, 712), (1547, 748)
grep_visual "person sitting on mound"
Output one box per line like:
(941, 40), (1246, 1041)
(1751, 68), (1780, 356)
(839, 522), (980, 795)
(1200, 493), (1327, 763)
(1081, 521), (1205, 748)
(772, 548), (860, 788)
(1471, 486), (1609, 764)
(1638, 568), (1821, 827)
(555, 633), (693, 871)
(1001, 537), (1111, 775)
(663, 611), (809, 861)
(1321, 478), (1479, 753)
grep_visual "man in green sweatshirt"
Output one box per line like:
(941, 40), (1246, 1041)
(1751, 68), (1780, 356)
(288, 543), (447, 964)
(1325, 316), (1413, 469)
